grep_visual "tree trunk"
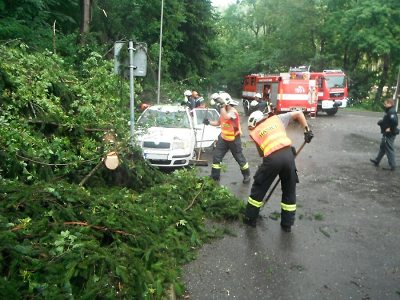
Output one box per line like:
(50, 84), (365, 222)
(80, 0), (92, 44)
(374, 54), (390, 107)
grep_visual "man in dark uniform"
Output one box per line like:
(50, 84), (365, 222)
(370, 98), (399, 171)
(204, 92), (251, 183)
(243, 110), (314, 231)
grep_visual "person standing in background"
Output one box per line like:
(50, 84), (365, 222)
(370, 98), (399, 171)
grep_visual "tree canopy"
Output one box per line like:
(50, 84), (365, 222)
(1, 0), (399, 104)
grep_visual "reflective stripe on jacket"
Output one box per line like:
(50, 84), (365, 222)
(249, 115), (292, 157)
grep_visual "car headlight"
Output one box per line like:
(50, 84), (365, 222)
(172, 137), (190, 151)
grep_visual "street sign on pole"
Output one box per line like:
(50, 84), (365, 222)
(113, 41), (148, 145)
(132, 43), (147, 77)
(114, 41), (147, 77)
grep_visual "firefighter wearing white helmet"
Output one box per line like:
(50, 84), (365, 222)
(182, 89), (204, 109)
(244, 110), (314, 231)
(182, 89), (193, 108)
(249, 92), (269, 115)
(203, 92), (250, 183)
(247, 110), (266, 129)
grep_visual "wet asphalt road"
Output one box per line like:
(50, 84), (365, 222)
(182, 107), (400, 300)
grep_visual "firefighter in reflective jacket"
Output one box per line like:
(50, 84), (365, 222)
(203, 92), (251, 183)
(243, 110), (314, 231)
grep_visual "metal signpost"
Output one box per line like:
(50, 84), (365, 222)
(114, 41), (147, 145)
(128, 41), (135, 144)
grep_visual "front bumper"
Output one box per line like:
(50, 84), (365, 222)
(321, 98), (348, 109)
(143, 150), (192, 168)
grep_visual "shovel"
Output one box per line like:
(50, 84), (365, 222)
(190, 108), (209, 166)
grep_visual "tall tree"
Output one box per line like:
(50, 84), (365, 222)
(80, 0), (92, 42)
(327, 0), (400, 104)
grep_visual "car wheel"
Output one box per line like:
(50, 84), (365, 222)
(326, 107), (338, 116)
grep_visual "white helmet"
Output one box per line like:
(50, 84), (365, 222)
(219, 92), (232, 102)
(248, 110), (266, 129)
(255, 93), (262, 99)
(227, 99), (239, 106)
(219, 92), (238, 106)
(210, 92), (220, 100)
(184, 90), (192, 96)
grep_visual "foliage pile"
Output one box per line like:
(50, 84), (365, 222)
(0, 44), (147, 186)
(0, 169), (244, 298)
(0, 44), (245, 298)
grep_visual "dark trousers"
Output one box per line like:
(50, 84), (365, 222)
(249, 147), (297, 226)
(211, 135), (249, 180)
(375, 135), (396, 169)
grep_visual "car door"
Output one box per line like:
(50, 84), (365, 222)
(192, 108), (221, 149)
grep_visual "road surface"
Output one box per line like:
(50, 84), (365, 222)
(182, 108), (400, 300)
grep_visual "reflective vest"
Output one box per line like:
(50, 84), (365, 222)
(220, 112), (241, 141)
(249, 115), (292, 157)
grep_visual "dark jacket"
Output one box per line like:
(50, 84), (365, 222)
(378, 106), (399, 136)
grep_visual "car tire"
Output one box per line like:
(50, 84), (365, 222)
(326, 107), (338, 116)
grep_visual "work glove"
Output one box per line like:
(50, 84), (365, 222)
(203, 118), (210, 125)
(304, 127), (314, 143)
(250, 100), (259, 107)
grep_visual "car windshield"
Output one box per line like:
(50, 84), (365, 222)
(138, 109), (190, 128)
(325, 75), (346, 88)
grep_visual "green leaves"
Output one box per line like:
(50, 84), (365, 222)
(0, 168), (243, 298)
(0, 45), (135, 183)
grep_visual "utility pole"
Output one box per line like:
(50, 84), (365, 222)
(394, 65), (400, 113)
(157, 0), (164, 104)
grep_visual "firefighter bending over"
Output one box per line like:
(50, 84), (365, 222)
(204, 92), (251, 183)
(244, 110), (314, 231)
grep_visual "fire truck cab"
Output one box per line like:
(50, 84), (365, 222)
(309, 69), (348, 116)
(242, 72), (318, 117)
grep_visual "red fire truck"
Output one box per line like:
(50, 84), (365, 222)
(309, 69), (348, 116)
(242, 72), (318, 117)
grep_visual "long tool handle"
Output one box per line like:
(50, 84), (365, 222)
(197, 107), (209, 160)
(262, 141), (307, 206)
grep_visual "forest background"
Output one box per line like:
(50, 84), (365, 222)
(1, 0), (399, 107)
(0, 0), (399, 298)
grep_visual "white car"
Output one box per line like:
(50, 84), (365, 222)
(136, 105), (220, 168)
(136, 105), (195, 168)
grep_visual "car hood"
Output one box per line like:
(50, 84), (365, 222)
(137, 127), (193, 143)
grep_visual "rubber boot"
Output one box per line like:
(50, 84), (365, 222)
(210, 166), (221, 182)
(242, 168), (251, 184)
(243, 203), (260, 227)
(280, 210), (295, 232)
